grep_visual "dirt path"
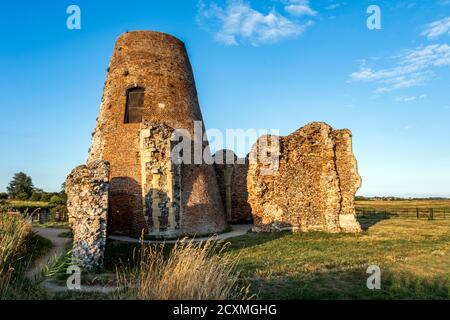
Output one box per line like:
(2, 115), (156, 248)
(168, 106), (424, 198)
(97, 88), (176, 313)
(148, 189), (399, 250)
(25, 227), (70, 282)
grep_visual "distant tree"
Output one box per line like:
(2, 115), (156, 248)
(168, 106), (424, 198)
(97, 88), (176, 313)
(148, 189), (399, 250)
(29, 191), (43, 202)
(0, 192), (8, 200)
(16, 192), (30, 201)
(40, 193), (52, 203)
(49, 195), (65, 205)
(7, 172), (34, 199)
(59, 182), (67, 203)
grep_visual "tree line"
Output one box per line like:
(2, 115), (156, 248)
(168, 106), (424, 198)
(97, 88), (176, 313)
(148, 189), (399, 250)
(0, 172), (66, 205)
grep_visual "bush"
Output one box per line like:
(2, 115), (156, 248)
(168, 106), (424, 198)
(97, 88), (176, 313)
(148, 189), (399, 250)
(50, 204), (67, 214)
(0, 200), (9, 213)
(39, 193), (52, 203)
(15, 193), (29, 201)
(29, 192), (42, 202)
(59, 192), (67, 203)
(49, 195), (65, 206)
(0, 193), (8, 200)
(50, 205), (68, 222)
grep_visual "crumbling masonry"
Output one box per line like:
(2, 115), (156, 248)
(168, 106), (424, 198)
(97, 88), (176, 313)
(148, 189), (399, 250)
(66, 161), (109, 270)
(247, 122), (362, 233)
(66, 31), (362, 269)
(86, 31), (226, 238)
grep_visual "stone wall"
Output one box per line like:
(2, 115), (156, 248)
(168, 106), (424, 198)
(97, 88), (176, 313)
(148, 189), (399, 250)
(214, 150), (252, 223)
(333, 129), (362, 232)
(66, 161), (109, 270)
(247, 122), (362, 233)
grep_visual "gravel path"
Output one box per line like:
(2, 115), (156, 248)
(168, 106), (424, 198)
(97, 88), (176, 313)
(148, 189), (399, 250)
(25, 227), (70, 282)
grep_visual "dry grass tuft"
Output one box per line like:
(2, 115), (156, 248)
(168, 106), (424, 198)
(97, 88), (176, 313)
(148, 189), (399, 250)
(0, 213), (30, 298)
(116, 237), (250, 300)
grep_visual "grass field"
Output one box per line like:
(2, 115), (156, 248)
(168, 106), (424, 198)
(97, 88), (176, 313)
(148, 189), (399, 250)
(226, 219), (449, 299)
(1, 200), (53, 214)
(7, 199), (450, 300)
(356, 199), (450, 211)
(102, 212), (450, 300)
(356, 199), (450, 221)
(7, 200), (51, 207)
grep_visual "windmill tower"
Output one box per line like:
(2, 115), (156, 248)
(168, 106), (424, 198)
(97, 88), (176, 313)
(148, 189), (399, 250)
(88, 31), (226, 238)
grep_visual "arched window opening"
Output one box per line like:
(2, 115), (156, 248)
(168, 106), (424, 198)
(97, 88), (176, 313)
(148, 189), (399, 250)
(124, 87), (144, 123)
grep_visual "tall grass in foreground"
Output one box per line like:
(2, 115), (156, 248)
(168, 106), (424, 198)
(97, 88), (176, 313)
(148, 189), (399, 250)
(0, 213), (30, 298)
(116, 238), (250, 300)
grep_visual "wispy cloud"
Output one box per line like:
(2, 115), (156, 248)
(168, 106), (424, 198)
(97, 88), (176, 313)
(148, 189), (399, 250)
(282, 0), (317, 16)
(197, 0), (315, 46)
(395, 94), (426, 103)
(349, 44), (450, 92)
(422, 17), (450, 39)
(325, 1), (346, 10)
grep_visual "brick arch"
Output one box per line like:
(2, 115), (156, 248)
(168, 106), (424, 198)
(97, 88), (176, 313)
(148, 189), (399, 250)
(108, 177), (144, 235)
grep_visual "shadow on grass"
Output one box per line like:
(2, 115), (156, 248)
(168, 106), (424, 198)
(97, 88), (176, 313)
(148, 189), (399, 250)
(246, 267), (450, 300)
(103, 230), (292, 271)
(357, 212), (393, 231)
(224, 230), (292, 252)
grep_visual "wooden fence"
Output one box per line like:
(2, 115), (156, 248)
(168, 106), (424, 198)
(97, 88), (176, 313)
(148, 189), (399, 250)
(356, 208), (449, 220)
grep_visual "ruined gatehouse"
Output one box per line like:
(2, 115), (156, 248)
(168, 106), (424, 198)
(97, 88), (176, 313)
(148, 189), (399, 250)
(66, 31), (362, 269)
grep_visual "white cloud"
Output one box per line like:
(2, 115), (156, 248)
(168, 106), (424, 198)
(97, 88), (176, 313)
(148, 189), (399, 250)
(197, 0), (314, 46)
(349, 44), (450, 92)
(285, 4), (317, 16)
(281, 0), (317, 16)
(395, 94), (426, 103)
(422, 17), (450, 39)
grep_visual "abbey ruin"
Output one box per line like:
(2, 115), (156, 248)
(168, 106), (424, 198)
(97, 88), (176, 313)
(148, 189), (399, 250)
(66, 31), (362, 269)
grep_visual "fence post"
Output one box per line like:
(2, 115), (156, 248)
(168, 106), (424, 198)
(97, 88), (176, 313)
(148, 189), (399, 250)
(429, 208), (434, 220)
(416, 208), (419, 219)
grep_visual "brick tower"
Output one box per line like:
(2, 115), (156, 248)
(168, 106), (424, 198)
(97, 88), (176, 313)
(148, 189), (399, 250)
(87, 31), (226, 238)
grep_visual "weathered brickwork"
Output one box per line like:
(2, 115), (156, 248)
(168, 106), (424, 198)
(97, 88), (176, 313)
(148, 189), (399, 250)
(66, 161), (109, 269)
(87, 31), (226, 237)
(247, 122), (362, 233)
(66, 31), (362, 271)
(214, 150), (252, 223)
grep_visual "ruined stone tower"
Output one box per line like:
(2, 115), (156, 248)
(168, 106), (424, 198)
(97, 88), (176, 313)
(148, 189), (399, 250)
(87, 31), (226, 238)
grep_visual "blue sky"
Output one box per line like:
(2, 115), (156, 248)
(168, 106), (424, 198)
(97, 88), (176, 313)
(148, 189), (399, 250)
(0, 0), (449, 197)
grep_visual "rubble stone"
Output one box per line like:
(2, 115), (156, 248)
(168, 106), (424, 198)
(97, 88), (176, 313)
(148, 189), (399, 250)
(66, 161), (109, 269)
(247, 122), (362, 233)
